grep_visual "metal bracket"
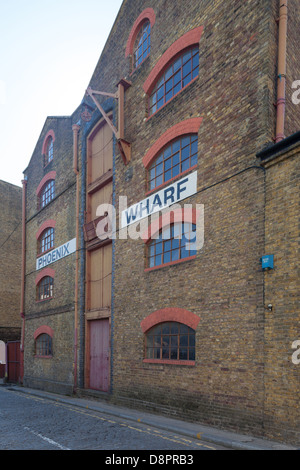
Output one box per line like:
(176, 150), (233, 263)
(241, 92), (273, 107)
(85, 78), (132, 165)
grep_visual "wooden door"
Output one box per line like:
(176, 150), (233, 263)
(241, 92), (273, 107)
(89, 319), (110, 391)
(85, 118), (113, 392)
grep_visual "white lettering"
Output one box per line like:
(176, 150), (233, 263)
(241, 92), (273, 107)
(121, 171), (198, 228)
(36, 239), (76, 270)
(105, 455), (139, 467)
(292, 80), (300, 105)
(292, 340), (300, 365)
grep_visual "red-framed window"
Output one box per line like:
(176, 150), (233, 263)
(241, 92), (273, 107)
(35, 333), (52, 357)
(44, 136), (53, 167)
(148, 134), (198, 191)
(38, 227), (54, 255)
(36, 276), (54, 301)
(39, 180), (55, 209)
(147, 222), (197, 268)
(133, 20), (151, 69)
(149, 46), (199, 116)
(145, 322), (195, 362)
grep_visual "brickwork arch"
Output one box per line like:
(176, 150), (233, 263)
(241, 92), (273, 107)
(143, 26), (203, 95)
(35, 268), (55, 286)
(125, 8), (156, 58)
(142, 118), (203, 169)
(36, 171), (56, 196)
(140, 307), (200, 333)
(35, 219), (56, 240)
(33, 325), (54, 340)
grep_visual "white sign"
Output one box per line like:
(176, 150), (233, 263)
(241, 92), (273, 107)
(36, 238), (76, 270)
(121, 171), (198, 228)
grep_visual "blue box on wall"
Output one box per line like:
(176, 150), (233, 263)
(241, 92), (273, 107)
(261, 254), (274, 270)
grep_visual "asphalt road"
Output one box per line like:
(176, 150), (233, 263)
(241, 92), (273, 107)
(0, 387), (227, 452)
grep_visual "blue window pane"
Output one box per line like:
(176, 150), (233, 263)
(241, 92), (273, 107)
(174, 70), (181, 86)
(164, 145), (172, 159)
(150, 167), (156, 179)
(143, 38), (148, 51)
(181, 159), (190, 172)
(174, 56), (182, 71)
(165, 158), (172, 170)
(183, 73), (191, 88)
(164, 240), (172, 252)
(181, 246), (189, 259)
(156, 162), (163, 176)
(172, 151), (180, 165)
(163, 251), (171, 264)
(182, 49), (192, 64)
(157, 98), (164, 110)
(172, 140), (180, 153)
(165, 78), (172, 93)
(156, 153), (163, 164)
(156, 174), (163, 187)
(181, 136), (190, 147)
(173, 82), (181, 95)
(172, 164), (180, 177)
(157, 85), (164, 100)
(155, 254), (161, 266)
(191, 140), (198, 155)
(183, 60), (192, 78)
(165, 169), (171, 181)
(192, 66), (199, 80)
(166, 90), (173, 102)
(155, 241), (163, 254)
(191, 154), (197, 167)
(192, 51), (199, 66)
(181, 144), (190, 160)
(165, 65), (173, 80)
(172, 248), (180, 262)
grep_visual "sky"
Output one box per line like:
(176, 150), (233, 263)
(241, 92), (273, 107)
(0, 0), (123, 187)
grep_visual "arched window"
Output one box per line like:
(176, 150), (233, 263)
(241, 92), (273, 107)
(37, 276), (54, 301)
(133, 20), (151, 69)
(42, 130), (55, 167)
(35, 334), (52, 357)
(149, 46), (199, 115)
(40, 180), (55, 209)
(44, 136), (53, 167)
(145, 322), (195, 362)
(125, 8), (155, 69)
(147, 222), (197, 268)
(148, 134), (198, 191)
(38, 227), (54, 255)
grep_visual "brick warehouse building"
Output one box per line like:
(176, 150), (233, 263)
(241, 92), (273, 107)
(21, 0), (300, 444)
(0, 180), (22, 378)
(22, 116), (79, 393)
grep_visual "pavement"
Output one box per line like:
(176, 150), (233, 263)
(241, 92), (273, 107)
(2, 383), (298, 450)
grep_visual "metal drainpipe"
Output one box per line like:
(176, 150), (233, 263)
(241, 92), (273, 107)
(275, 0), (288, 143)
(20, 177), (27, 383)
(72, 123), (80, 394)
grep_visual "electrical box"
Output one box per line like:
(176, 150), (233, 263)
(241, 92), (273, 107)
(261, 254), (274, 270)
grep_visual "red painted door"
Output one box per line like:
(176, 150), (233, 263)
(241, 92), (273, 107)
(7, 341), (20, 383)
(89, 319), (109, 391)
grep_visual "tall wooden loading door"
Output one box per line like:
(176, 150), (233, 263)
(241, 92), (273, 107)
(85, 118), (113, 392)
